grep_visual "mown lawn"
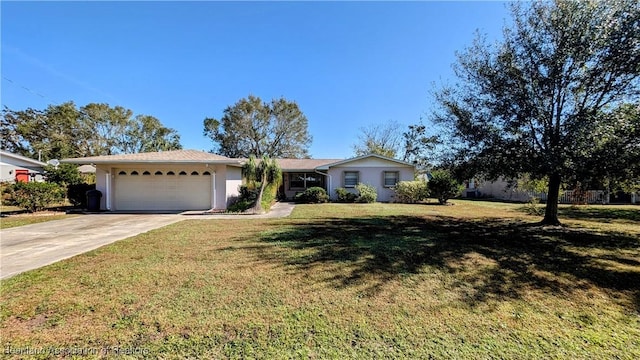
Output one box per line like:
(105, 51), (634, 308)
(1, 201), (638, 359)
(0, 214), (77, 229)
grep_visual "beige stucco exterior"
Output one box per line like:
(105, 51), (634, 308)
(94, 163), (242, 211)
(65, 150), (417, 211)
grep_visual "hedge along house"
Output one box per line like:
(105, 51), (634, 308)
(62, 151), (416, 211)
(62, 150), (243, 211)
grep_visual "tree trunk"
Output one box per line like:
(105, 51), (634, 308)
(541, 173), (562, 225)
(252, 179), (267, 214)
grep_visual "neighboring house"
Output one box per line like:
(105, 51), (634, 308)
(0, 150), (46, 183)
(464, 177), (638, 204)
(464, 178), (533, 202)
(61, 150), (416, 211)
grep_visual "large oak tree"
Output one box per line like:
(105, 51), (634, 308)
(203, 95), (312, 158)
(433, 0), (640, 225)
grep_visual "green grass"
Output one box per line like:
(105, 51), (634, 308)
(1, 201), (638, 358)
(1, 202), (76, 229)
(0, 214), (77, 229)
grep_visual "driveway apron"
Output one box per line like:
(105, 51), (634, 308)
(0, 214), (183, 279)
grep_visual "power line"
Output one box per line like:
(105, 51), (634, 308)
(1, 76), (123, 139)
(2, 75), (58, 105)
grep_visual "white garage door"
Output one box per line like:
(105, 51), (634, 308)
(115, 169), (211, 211)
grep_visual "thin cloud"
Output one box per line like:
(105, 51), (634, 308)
(2, 43), (121, 104)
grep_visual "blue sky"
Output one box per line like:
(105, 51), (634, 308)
(1, 1), (511, 159)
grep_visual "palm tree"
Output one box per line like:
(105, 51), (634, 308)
(242, 155), (282, 214)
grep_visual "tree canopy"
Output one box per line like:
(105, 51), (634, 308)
(352, 121), (403, 158)
(1, 102), (182, 160)
(203, 95), (312, 158)
(433, 0), (640, 225)
(353, 120), (440, 172)
(572, 103), (640, 193)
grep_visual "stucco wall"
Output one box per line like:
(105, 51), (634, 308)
(96, 164), (233, 211)
(224, 166), (242, 207)
(0, 162), (45, 182)
(468, 178), (536, 202)
(327, 165), (414, 202)
(95, 167), (110, 210)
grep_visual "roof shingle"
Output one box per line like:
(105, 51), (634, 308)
(274, 159), (343, 171)
(62, 150), (239, 164)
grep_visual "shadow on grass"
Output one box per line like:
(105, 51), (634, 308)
(558, 206), (640, 222)
(256, 216), (640, 309)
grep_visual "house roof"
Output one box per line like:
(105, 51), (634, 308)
(0, 150), (47, 167)
(61, 150), (242, 165)
(274, 158), (343, 172)
(316, 153), (415, 170)
(77, 164), (96, 173)
(60, 151), (415, 172)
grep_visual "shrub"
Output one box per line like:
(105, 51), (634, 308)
(239, 184), (259, 203)
(67, 183), (96, 208)
(8, 182), (65, 212)
(335, 187), (358, 203)
(355, 183), (377, 203)
(227, 184), (260, 212)
(428, 170), (463, 204)
(227, 199), (254, 213)
(44, 164), (83, 186)
(261, 182), (279, 210)
(1, 181), (13, 206)
(295, 187), (329, 203)
(393, 180), (429, 203)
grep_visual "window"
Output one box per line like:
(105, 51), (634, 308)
(179, 171), (187, 175)
(130, 171), (139, 176)
(288, 173), (324, 190)
(118, 171), (127, 175)
(143, 171), (151, 175)
(203, 171), (211, 176)
(305, 174), (323, 188)
(191, 171), (199, 175)
(167, 171), (175, 175)
(343, 171), (359, 188)
(289, 173), (305, 189)
(383, 171), (399, 187)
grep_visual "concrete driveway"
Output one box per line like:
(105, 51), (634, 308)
(0, 214), (184, 279)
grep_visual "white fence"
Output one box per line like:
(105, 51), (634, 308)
(557, 190), (607, 204)
(522, 190), (606, 204)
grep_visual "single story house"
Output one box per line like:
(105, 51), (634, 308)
(62, 150), (415, 211)
(0, 150), (46, 183)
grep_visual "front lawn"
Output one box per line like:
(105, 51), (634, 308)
(1, 201), (638, 358)
(0, 213), (77, 229)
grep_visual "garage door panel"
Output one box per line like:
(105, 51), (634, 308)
(115, 170), (211, 211)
